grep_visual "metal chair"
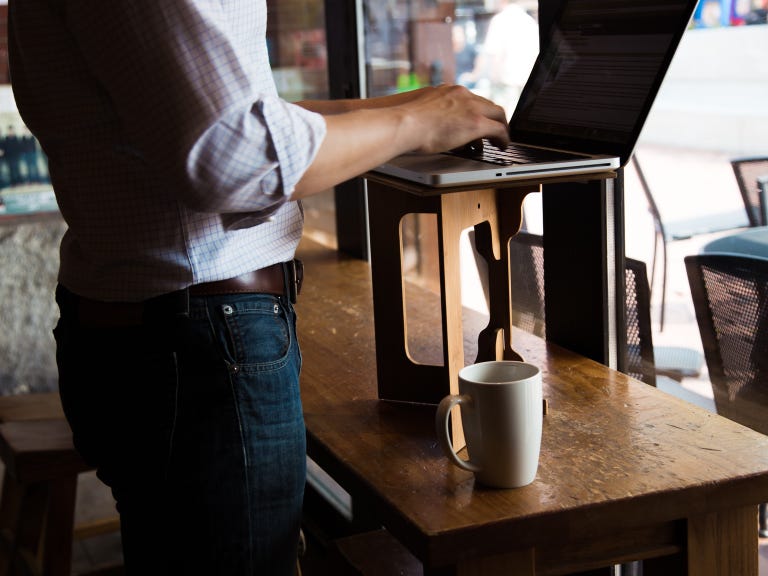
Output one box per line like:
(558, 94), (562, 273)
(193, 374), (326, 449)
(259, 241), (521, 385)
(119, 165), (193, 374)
(506, 232), (701, 387)
(631, 155), (761, 330)
(685, 252), (768, 537)
(759, 174), (768, 224)
(730, 156), (768, 227)
(631, 155), (672, 331)
(685, 252), (768, 433)
(507, 231), (546, 339)
(624, 257), (704, 386)
(623, 257), (657, 386)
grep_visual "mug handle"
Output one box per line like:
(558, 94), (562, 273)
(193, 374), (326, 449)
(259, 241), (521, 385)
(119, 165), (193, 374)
(435, 395), (480, 473)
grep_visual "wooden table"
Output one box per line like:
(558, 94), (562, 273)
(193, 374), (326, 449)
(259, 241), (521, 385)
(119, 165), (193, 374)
(296, 239), (768, 576)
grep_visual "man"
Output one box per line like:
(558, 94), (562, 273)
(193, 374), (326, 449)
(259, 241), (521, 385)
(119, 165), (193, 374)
(468, 0), (539, 118)
(8, 2), (508, 574)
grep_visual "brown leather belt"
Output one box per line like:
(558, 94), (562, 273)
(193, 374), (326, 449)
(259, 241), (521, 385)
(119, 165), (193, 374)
(189, 261), (292, 298)
(63, 260), (303, 328)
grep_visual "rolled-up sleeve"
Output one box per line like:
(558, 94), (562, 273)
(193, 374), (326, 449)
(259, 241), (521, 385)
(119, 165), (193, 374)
(259, 98), (327, 199)
(185, 95), (326, 216)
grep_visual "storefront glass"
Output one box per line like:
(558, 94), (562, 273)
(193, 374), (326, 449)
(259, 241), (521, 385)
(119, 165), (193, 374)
(362, 0), (542, 350)
(267, 0), (337, 248)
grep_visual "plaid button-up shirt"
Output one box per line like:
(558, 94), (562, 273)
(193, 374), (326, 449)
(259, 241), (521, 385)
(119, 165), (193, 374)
(9, 0), (327, 301)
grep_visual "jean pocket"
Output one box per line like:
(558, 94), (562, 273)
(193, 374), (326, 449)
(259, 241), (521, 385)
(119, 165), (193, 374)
(219, 297), (291, 370)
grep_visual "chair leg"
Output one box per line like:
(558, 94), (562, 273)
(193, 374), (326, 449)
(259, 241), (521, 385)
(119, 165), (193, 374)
(0, 471), (78, 576)
(10, 481), (49, 576)
(42, 476), (78, 576)
(760, 503), (767, 538)
(659, 237), (668, 331)
(0, 469), (25, 575)
(649, 233), (659, 301)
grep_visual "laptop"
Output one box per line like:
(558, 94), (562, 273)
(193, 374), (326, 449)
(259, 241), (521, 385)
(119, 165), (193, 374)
(373, 0), (698, 188)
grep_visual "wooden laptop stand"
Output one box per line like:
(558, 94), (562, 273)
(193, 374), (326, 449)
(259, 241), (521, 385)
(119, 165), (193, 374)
(366, 175), (539, 425)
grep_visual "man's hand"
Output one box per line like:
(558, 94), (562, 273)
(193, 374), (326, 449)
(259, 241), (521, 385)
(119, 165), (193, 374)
(393, 85), (509, 154)
(293, 85), (509, 198)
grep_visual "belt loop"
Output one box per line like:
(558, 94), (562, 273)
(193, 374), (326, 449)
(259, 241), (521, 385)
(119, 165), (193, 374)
(177, 287), (190, 317)
(284, 259), (303, 304)
(294, 259), (303, 297)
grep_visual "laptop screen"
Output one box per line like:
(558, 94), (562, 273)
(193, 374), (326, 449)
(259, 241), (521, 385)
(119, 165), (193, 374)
(509, 0), (698, 166)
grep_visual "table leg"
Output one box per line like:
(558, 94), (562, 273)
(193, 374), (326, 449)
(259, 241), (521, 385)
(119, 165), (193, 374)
(687, 505), (758, 576)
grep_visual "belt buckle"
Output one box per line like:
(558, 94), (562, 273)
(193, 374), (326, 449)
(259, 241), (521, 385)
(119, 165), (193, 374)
(285, 259), (303, 304)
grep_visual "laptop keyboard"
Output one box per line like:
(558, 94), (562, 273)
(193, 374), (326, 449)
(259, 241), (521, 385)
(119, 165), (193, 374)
(447, 140), (586, 166)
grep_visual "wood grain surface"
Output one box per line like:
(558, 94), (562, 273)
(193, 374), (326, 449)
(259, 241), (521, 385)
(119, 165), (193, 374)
(296, 238), (768, 574)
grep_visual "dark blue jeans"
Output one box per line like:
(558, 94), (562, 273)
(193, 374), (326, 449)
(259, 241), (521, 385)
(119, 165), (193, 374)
(54, 287), (305, 575)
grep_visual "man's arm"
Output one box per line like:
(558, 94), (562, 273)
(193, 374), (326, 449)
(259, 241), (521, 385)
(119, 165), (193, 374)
(295, 87), (443, 115)
(293, 85), (509, 198)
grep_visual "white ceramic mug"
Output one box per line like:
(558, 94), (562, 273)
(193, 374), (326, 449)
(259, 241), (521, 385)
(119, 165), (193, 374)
(436, 361), (543, 488)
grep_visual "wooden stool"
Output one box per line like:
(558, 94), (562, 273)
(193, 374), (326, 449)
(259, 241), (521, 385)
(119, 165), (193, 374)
(0, 393), (64, 423)
(0, 395), (120, 576)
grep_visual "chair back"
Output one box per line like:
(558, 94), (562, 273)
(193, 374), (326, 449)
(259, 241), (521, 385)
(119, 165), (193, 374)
(508, 231), (545, 338)
(508, 232), (656, 385)
(730, 156), (768, 227)
(624, 258), (656, 385)
(685, 253), (768, 435)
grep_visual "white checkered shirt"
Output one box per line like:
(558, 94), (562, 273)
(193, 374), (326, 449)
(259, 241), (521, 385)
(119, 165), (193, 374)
(8, 0), (327, 301)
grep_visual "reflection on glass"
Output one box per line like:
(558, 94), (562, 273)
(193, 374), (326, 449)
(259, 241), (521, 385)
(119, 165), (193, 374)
(0, 87), (56, 218)
(267, 0), (330, 101)
(456, 0), (539, 119)
(266, 0), (337, 247)
(363, 0), (539, 117)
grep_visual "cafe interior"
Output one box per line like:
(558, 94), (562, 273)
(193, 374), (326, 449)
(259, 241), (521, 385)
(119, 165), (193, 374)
(0, 0), (767, 574)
